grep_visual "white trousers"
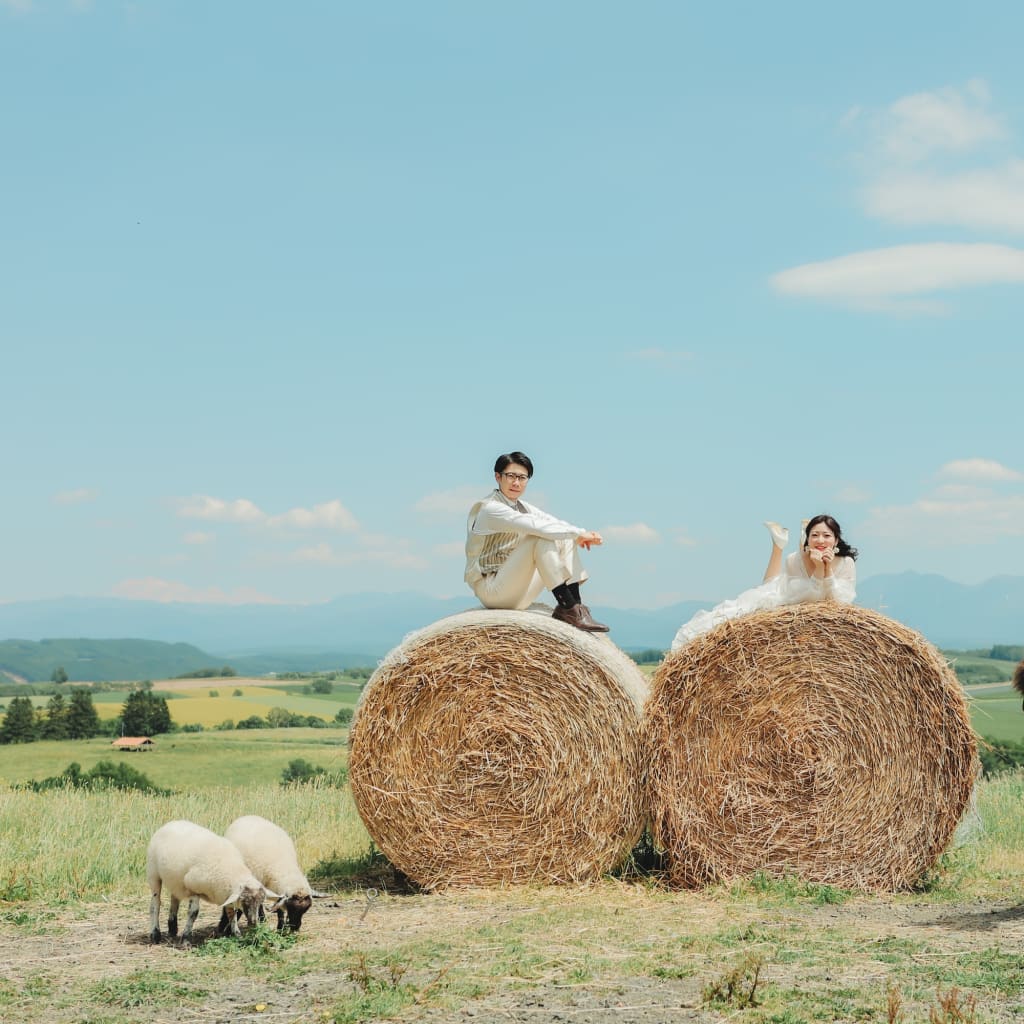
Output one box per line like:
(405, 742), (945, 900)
(473, 537), (588, 611)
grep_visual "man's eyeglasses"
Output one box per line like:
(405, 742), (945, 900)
(501, 472), (529, 483)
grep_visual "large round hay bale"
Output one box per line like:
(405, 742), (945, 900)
(349, 609), (649, 889)
(647, 603), (977, 890)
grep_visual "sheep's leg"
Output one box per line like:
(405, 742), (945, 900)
(167, 895), (180, 938)
(224, 906), (241, 937)
(215, 908), (230, 935)
(180, 895), (201, 941)
(275, 907), (285, 931)
(149, 887), (162, 943)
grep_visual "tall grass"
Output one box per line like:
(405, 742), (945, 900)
(0, 780), (371, 903)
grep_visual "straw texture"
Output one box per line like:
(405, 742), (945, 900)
(349, 608), (649, 889)
(647, 603), (978, 891)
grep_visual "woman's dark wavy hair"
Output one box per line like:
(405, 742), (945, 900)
(803, 514), (858, 561)
(494, 451), (534, 478)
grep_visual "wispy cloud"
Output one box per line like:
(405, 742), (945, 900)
(938, 458), (1023, 482)
(177, 494), (358, 530)
(834, 485), (872, 504)
(1, 0), (33, 14)
(178, 495), (265, 523)
(860, 457), (1024, 544)
(111, 577), (282, 604)
(267, 499), (358, 531)
(415, 485), (487, 518)
(866, 79), (1005, 165)
(433, 540), (465, 558)
(670, 527), (698, 548)
(861, 494), (1024, 543)
(53, 487), (98, 505)
(771, 243), (1024, 311)
(291, 542), (429, 570)
(183, 531), (214, 545)
(864, 163), (1024, 234)
(600, 523), (661, 544)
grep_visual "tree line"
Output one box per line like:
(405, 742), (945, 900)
(0, 689), (171, 744)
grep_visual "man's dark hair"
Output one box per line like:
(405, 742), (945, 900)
(494, 451), (534, 478)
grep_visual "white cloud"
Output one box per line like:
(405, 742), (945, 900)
(865, 162), (1024, 233)
(53, 488), (97, 505)
(874, 80), (1004, 165)
(670, 527), (698, 547)
(771, 243), (1024, 310)
(111, 577), (281, 604)
(433, 540), (465, 558)
(1, 0), (32, 13)
(600, 523), (660, 544)
(861, 494), (1024, 544)
(834, 485), (872, 504)
(415, 485), (486, 518)
(183, 531), (214, 545)
(938, 458), (1023, 483)
(267, 499), (358, 531)
(178, 495), (265, 523)
(291, 543), (429, 570)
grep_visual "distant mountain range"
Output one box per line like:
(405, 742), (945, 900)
(0, 572), (1021, 682)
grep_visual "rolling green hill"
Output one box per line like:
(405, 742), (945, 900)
(0, 638), (220, 683)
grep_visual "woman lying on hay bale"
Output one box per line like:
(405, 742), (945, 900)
(672, 514), (857, 648)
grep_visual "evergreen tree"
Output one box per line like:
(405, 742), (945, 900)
(42, 692), (69, 740)
(66, 689), (101, 739)
(51, 666), (69, 684)
(118, 690), (172, 736)
(0, 696), (39, 744)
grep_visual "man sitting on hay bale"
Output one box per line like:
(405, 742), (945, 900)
(464, 451), (609, 633)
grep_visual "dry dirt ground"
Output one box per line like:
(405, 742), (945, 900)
(2, 889), (1024, 1024)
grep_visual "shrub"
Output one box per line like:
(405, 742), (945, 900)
(22, 760), (171, 796)
(236, 716), (268, 730)
(979, 736), (1024, 777)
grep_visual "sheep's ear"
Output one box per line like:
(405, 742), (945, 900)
(219, 892), (241, 909)
(268, 896), (287, 912)
(263, 889), (280, 900)
(310, 889), (330, 899)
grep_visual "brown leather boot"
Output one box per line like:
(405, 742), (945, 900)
(552, 603), (610, 633)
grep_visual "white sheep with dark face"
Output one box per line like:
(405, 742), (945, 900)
(146, 820), (277, 943)
(1014, 659), (1024, 708)
(223, 815), (326, 932)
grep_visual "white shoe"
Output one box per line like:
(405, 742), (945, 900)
(764, 521), (789, 549)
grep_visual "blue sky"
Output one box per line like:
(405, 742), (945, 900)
(3, 1), (1023, 611)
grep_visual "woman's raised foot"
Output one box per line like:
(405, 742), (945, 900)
(764, 521), (789, 549)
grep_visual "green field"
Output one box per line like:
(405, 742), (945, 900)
(1, 762), (1023, 1024)
(0, 728), (350, 789)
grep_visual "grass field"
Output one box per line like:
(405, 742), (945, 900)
(0, 728), (350, 789)
(1, 763), (1023, 1024)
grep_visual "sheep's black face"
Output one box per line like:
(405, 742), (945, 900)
(284, 893), (313, 931)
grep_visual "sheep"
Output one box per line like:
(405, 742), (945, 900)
(222, 815), (326, 932)
(146, 819), (278, 943)
(1014, 658), (1024, 708)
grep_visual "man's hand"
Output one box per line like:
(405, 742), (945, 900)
(578, 531), (603, 550)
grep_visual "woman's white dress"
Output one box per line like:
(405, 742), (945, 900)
(671, 552), (857, 650)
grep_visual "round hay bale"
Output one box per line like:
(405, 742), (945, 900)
(647, 603), (978, 891)
(349, 609), (649, 889)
